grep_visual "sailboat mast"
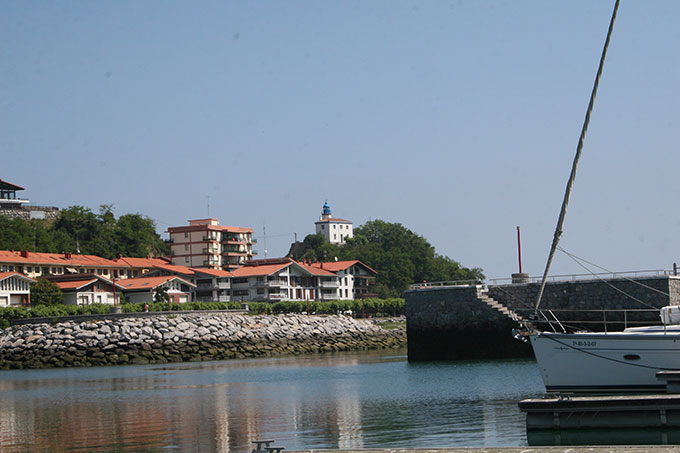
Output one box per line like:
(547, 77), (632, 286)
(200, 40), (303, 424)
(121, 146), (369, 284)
(534, 0), (621, 311)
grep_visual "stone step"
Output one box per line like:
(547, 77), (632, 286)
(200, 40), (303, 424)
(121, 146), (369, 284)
(478, 293), (524, 322)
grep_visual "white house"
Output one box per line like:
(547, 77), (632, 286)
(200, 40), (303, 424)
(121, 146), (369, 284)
(0, 272), (35, 307)
(46, 274), (126, 305)
(230, 258), (338, 302)
(311, 260), (378, 299)
(118, 275), (196, 304)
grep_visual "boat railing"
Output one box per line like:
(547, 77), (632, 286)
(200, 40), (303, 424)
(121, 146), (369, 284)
(511, 307), (661, 333)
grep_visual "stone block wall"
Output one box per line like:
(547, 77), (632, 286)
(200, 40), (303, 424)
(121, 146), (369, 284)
(0, 205), (60, 221)
(0, 313), (406, 370)
(404, 276), (680, 362)
(488, 276), (678, 330)
(404, 286), (531, 361)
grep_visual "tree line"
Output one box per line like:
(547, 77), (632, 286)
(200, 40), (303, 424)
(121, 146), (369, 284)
(289, 219), (484, 298)
(0, 205), (168, 259)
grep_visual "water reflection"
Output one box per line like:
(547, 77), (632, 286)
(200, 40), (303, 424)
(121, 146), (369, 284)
(0, 349), (544, 451)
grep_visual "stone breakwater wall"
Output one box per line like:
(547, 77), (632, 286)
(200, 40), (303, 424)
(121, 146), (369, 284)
(0, 313), (406, 370)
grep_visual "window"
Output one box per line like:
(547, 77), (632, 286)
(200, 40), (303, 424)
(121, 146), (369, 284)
(27, 266), (32, 273)
(321, 225), (324, 230)
(184, 232), (188, 238)
(333, 234), (336, 240)
(185, 244), (189, 251)
(257, 288), (264, 294)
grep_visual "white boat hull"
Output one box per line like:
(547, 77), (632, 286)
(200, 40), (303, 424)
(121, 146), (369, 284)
(530, 327), (680, 393)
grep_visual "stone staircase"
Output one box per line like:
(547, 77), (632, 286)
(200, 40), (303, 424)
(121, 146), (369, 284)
(476, 288), (525, 323)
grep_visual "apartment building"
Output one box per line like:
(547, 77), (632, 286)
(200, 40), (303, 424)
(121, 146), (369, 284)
(311, 260), (378, 299)
(167, 219), (255, 271)
(314, 201), (353, 245)
(230, 258), (338, 302)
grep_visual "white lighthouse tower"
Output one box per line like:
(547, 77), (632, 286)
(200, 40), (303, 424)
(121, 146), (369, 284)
(314, 201), (353, 245)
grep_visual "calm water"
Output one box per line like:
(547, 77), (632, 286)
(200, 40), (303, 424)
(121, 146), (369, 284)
(0, 348), (545, 452)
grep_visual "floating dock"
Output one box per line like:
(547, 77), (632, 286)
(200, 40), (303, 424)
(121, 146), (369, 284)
(519, 371), (680, 430)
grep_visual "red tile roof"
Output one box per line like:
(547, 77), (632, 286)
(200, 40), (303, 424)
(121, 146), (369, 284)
(112, 256), (171, 268)
(118, 275), (196, 290)
(54, 279), (99, 290)
(314, 218), (352, 223)
(190, 267), (233, 277)
(0, 250), (119, 267)
(0, 179), (25, 191)
(311, 260), (377, 274)
(230, 263), (291, 277)
(153, 264), (196, 276)
(297, 262), (337, 276)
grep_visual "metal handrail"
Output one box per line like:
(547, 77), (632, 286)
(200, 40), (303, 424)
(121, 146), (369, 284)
(489, 269), (675, 286)
(408, 269), (676, 290)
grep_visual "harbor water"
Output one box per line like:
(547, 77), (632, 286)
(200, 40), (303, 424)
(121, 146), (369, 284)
(0, 348), (541, 451)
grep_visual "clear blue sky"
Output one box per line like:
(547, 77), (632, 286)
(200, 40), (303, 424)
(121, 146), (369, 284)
(2, 1), (679, 281)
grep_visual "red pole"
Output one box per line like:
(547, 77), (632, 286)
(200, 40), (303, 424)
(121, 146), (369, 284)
(516, 226), (523, 274)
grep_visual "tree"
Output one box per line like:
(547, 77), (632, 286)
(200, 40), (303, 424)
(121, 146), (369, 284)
(30, 279), (63, 306)
(340, 220), (484, 297)
(154, 286), (169, 303)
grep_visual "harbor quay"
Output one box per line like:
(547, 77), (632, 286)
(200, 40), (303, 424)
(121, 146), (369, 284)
(405, 273), (680, 361)
(0, 313), (405, 369)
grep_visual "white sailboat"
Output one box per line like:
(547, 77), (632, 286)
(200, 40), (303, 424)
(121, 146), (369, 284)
(519, 0), (680, 393)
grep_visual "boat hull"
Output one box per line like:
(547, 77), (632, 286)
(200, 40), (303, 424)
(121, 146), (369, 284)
(530, 330), (680, 393)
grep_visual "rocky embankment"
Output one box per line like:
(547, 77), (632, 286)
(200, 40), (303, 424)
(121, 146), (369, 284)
(0, 313), (406, 369)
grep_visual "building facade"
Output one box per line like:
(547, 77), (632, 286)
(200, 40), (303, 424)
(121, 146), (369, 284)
(230, 258), (338, 302)
(0, 272), (35, 307)
(312, 260), (378, 299)
(168, 219), (255, 271)
(314, 201), (353, 245)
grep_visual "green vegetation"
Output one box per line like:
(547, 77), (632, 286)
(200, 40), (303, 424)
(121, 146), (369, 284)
(0, 205), (168, 259)
(0, 298), (405, 328)
(30, 279), (63, 306)
(291, 220), (484, 297)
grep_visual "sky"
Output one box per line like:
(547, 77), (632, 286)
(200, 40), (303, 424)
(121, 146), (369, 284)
(2, 1), (679, 282)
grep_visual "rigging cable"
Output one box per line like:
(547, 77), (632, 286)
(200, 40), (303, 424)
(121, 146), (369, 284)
(558, 247), (668, 310)
(535, 0), (621, 311)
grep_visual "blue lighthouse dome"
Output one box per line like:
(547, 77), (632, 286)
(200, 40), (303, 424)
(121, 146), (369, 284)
(322, 201), (332, 216)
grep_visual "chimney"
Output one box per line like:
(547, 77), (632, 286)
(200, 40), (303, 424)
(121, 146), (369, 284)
(64, 252), (72, 260)
(20, 250), (29, 258)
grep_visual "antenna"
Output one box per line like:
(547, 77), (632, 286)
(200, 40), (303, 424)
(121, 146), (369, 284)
(206, 195), (211, 217)
(263, 222), (268, 258)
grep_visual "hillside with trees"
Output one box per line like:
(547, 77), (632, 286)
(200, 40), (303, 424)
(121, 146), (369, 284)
(288, 219), (484, 297)
(0, 205), (168, 259)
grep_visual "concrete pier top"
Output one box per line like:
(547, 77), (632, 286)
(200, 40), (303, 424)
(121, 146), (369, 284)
(290, 448), (680, 453)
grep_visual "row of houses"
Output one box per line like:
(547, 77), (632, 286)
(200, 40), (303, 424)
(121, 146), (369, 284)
(0, 250), (377, 307)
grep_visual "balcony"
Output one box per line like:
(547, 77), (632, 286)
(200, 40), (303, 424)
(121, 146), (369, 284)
(320, 280), (339, 288)
(217, 282), (230, 289)
(253, 279), (287, 288)
(251, 238), (257, 244)
(202, 248), (219, 254)
(319, 293), (337, 301)
(203, 260), (220, 267)
(202, 236), (219, 241)
(223, 250), (247, 256)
